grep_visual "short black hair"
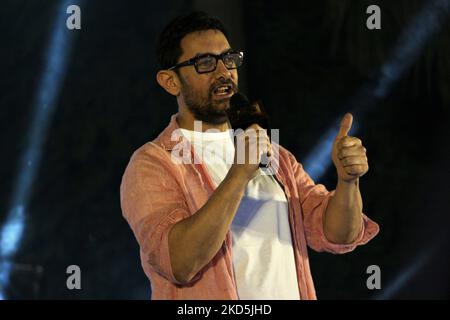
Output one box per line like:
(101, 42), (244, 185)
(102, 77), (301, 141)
(156, 11), (229, 70)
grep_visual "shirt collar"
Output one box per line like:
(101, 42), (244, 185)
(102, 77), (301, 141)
(155, 113), (184, 151)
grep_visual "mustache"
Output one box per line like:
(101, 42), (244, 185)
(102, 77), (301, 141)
(209, 78), (238, 95)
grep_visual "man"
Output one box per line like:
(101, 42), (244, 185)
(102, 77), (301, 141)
(120, 11), (379, 300)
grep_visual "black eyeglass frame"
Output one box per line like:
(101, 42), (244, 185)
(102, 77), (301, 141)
(168, 51), (244, 74)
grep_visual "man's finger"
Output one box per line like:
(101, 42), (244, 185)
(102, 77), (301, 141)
(335, 113), (353, 140)
(338, 145), (366, 159)
(340, 156), (368, 167)
(344, 164), (368, 175)
(339, 136), (362, 148)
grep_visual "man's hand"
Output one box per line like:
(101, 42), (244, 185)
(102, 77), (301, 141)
(230, 124), (272, 181)
(332, 113), (368, 183)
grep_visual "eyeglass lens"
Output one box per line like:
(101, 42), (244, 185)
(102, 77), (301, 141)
(195, 53), (242, 73)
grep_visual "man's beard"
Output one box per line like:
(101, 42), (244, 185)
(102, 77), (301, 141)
(180, 77), (237, 125)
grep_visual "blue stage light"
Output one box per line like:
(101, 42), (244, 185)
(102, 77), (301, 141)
(0, 0), (81, 299)
(303, 0), (450, 182)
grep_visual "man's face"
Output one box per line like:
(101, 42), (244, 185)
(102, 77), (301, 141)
(177, 29), (239, 125)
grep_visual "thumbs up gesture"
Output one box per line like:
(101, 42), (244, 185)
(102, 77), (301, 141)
(332, 113), (368, 182)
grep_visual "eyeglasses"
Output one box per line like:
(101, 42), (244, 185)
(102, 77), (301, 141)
(168, 51), (244, 74)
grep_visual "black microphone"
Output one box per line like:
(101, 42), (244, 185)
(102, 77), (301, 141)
(227, 93), (271, 168)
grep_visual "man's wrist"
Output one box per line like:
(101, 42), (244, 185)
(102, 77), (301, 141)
(337, 177), (359, 189)
(227, 165), (254, 184)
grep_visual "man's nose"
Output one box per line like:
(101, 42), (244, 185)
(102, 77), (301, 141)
(214, 59), (232, 78)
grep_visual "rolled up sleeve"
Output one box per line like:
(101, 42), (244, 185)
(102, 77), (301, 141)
(287, 151), (379, 254)
(120, 149), (190, 284)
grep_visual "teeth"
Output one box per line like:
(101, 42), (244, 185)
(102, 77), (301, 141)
(215, 86), (229, 95)
(214, 85), (231, 95)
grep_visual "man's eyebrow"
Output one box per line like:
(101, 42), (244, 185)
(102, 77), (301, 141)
(193, 48), (233, 57)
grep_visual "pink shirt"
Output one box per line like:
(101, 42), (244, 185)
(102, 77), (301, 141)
(120, 114), (379, 300)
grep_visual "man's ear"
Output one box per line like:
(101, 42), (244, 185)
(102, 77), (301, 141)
(156, 70), (181, 96)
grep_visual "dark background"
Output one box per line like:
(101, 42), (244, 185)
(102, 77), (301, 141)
(0, 0), (449, 299)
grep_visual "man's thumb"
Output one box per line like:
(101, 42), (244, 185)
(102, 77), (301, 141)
(336, 113), (353, 140)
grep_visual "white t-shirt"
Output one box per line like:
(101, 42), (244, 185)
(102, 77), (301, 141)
(180, 128), (300, 300)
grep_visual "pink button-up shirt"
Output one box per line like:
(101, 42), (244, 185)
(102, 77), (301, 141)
(120, 114), (379, 300)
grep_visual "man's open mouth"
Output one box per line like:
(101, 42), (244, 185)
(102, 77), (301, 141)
(212, 84), (234, 98)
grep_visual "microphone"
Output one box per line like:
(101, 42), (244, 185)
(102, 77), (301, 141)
(227, 93), (271, 168)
